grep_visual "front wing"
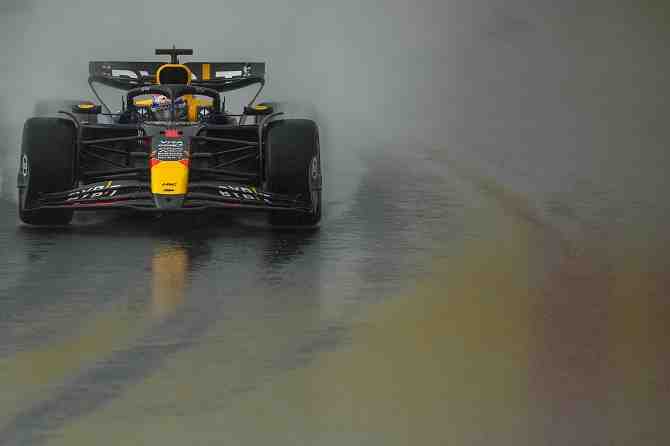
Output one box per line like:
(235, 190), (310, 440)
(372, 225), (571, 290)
(32, 181), (312, 213)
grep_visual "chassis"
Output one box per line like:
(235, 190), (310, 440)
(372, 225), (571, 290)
(17, 48), (322, 225)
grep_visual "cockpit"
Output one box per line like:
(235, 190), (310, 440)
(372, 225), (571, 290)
(126, 63), (218, 123)
(132, 94), (215, 123)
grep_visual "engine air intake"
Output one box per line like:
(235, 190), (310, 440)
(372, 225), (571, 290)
(156, 64), (192, 85)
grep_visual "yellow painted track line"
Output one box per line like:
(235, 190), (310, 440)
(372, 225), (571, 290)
(0, 304), (152, 427)
(0, 245), (191, 430)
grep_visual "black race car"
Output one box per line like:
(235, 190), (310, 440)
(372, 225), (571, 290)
(17, 47), (322, 226)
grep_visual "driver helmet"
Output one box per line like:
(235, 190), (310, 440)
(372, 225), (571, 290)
(150, 95), (188, 121)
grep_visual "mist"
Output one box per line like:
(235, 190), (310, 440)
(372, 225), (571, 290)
(0, 0), (450, 201)
(1, 0), (668, 230)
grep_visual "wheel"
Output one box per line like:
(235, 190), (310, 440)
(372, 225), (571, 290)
(18, 117), (77, 225)
(264, 119), (322, 226)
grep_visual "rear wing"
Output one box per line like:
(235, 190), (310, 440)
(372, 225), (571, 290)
(89, 61), (266, 92)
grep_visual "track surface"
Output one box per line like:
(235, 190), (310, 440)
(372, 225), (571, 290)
(1, 147), (668, 446)
(0, 150), (467, 445)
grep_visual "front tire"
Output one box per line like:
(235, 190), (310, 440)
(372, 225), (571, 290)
(18, 117), (77, 225)
(264, 119), (322, 227)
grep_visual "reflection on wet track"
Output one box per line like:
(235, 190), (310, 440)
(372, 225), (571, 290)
(0, 148), (668, 445)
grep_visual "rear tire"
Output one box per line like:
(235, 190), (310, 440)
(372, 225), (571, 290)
(18, 117), (77, 225)
(264, 119), (322, 227)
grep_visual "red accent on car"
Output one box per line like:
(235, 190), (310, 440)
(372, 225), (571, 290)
(164, 129), (180, 138)
(150, 158), (161, 167)
(179, 159), (190, 167)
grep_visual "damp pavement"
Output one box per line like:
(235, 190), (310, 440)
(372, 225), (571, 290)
(0, 145), (668, 446)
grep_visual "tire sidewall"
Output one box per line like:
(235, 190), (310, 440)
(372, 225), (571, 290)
(18, 117), (77, 224)
(264, 118), (321, 225)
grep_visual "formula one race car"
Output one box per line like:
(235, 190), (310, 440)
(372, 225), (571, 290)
(17, 47), (322, 226)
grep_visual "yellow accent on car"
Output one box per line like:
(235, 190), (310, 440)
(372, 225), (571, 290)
(183, 94), (196, 122)
(194, 97), (213, 107)
(134, 98), (154, 107)
(254, 105), (269, 111)
(202, 63), (211, 80)
(78, 103), (95, 109)
(151, 161), (189, 195)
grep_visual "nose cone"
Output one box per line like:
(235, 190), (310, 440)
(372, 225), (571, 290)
(150, 160), (189, 195)
(150, 131), (190, 209)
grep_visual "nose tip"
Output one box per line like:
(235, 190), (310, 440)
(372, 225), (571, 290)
(153, 195), (184, 209)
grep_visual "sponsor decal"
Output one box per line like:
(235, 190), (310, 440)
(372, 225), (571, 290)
(198, 107), (211, 120)
(21, 154), (29, 177)
(218, 185), (272, 204)
(161, 181), (177, 192)
(309, 155), (321, 194)
(216, 70), (242, 79)
(67, 181), (121, 201)
(155, 139), (185, 161)
(111, 69), (139, 79)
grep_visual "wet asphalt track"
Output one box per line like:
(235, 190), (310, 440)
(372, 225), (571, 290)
(0, 145), (668, 446)
(0, 149), (471, 445)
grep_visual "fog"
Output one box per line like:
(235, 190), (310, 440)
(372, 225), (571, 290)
(0, 0), (454, 202)
(1, 0), (668, 230)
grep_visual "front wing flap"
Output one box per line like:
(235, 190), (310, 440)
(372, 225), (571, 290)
(33, 181), (311, 213)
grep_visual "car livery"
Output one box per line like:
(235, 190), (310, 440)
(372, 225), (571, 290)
(18, 46), (322, 226)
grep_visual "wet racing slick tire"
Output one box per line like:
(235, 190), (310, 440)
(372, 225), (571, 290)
(18, 117), (77, 225)
(264, 119), (322, 227)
